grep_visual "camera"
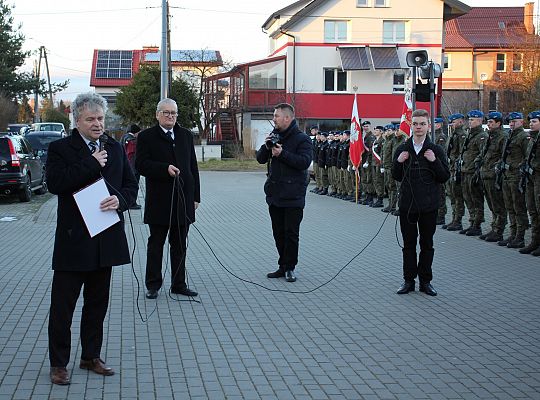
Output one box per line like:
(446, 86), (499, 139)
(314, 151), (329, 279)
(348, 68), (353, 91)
(265, 133), (281, 149)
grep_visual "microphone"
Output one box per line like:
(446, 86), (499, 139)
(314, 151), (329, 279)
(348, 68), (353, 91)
(99, 140), (105, 152)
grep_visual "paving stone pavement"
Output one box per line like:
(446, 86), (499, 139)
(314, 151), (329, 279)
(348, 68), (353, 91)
(0, 171), (539, 400)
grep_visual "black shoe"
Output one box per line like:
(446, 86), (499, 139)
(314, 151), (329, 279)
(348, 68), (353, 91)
(267, 269), (285, 278)
(171, 286), (198, 297)
(285, 270), (297, 282)
(459, 226), (471, 234)
(520, 242), (540, 254)
(419, 283), (437, 296)
(479, 231), (492, 240)
(531, 246), (540, 256)
(319, 188), (328, 195)
(145, 289), (158, 299)
(441, 223), (449, 229)
(498, 236), (514, 246)
(396, 281), (415, 294)
(485, 232), (503, 242)
(392, 209), (400, 216)
(507, 238), (525, 249)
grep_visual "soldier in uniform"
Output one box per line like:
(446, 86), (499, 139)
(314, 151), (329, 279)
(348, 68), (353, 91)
(338, 131), (351, 200)
(361, 122), (376, 205)
(520, 111), (540, 255)
(371, 126), (385, 207)
(434, 117), (448, 225)
(327, 132), (339, 196)
(317, 132), (329, 195)
(498, 112), (531, 249)
(382, 124), (395, 212)
(476, 112), (507, 242)
(458, 110), (487, 236)
(445, 114), (467, 231)
(310, 127), (321, 193)
(390, 123), (407, 215)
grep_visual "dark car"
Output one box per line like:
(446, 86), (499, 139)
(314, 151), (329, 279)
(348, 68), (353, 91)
(7, 124), (30, 135)
(25, 130), (64, 166)
(0, 134), (46, 202)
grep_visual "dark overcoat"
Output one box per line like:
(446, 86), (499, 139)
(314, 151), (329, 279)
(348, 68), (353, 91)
(135, 123), (200, 226)
(391, 136), (450, 213)
(46, 130), (138, 271)
(256, 120), (312, 208)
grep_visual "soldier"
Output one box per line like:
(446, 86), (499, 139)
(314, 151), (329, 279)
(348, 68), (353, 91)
(520, 111), (540, 255)
(382, 124), (395, 212)
(371, 126), (385, 207)
(327, 132), (339, 196)
(434, 117), (448, 225)
(338, 131), (351, 200)
(310, 127), (320, 193)
(459, 110), (487, 236)
(476, 112), (507, 242)
(391, 123), (407, 215)
(361, 122), (376, 205)
(445, 114), (467, 231)
(317, 132), (329, 195)
(498, 112), (531, 249)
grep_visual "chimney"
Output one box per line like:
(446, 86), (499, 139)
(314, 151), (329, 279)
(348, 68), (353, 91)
(524, 2), (535, 34)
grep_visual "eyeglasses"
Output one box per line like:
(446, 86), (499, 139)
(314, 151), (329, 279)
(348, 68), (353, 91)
(159, 110), (178, 117)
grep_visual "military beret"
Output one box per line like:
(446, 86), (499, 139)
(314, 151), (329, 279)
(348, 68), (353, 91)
(507, 111), (524, 121)
(342, 130), (351, 135)
(467, 110), (484, 118)
(384, 124), (394, 130)
(361, 121), (371, 126)
(528, 111), (540, 120)
(321, 132), (329, 137)
(310, 125), (319, 130)
(393, 123), (400, 130)
(448, 113), (464, 122)
(487, 111), (503, 122)
(434, 117), (444, 124)
(375, 125), (384, 130)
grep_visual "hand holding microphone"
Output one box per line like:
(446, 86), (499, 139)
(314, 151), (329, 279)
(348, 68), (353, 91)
(93, 147), (108, 167)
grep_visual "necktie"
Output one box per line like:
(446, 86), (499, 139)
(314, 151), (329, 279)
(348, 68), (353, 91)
(166, 131), (173, 141)
(89, 141), (98, 154)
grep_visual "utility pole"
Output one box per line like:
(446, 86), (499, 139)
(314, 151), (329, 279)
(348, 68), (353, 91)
(160, 0), (169, 100)
(33, 46), (53, 123)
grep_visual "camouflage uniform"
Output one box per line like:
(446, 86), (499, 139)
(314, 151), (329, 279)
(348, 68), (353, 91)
(460, 125), (488, 235)
(477, 125), (507, 240)
(435, 127), (448, 224)
(317, 138), (329, 194)
(446, 125), (467, 230)
(521, 127), (540, 255)
(371, 135), (385, 207)
(500, 125), (530, 248)
(382, 130), (395, 212)
(362, 132), (376, 205)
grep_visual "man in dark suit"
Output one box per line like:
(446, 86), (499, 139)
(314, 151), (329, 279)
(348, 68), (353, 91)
(256, 103), (313, 282)
(46, 93), (138, 385)
(136, 98), (200, 299)
(392, 109), (450, 297)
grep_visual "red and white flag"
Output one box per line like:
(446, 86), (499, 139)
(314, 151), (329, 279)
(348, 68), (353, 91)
(372, 142), (381, 164)
(399, 86), (413, 138)
(349, 94), (364, 167)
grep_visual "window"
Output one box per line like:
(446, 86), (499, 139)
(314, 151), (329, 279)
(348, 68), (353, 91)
(375, 0), (388, 6)
(393, 70), (406, 93)
(356, 0), (368, 6)
(324, 68), (347, 92)
(513, 53), (523, 72)
(248, 59), (285, 89)
(443, 54), (451, 70)
(383, 21), (406, 44)
(324, 20), (348, 42)
(496, 53), (506, 72)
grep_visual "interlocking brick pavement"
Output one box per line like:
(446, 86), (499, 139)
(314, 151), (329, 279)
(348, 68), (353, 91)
(0, 171), (538, 399)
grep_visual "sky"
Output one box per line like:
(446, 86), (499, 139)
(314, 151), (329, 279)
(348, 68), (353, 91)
(9, 0), (537, 102)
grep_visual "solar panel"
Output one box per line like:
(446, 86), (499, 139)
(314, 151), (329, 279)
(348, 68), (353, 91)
(95, 50), (133, 79)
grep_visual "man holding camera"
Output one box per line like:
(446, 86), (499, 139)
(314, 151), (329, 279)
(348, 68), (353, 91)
(256, 103), (313, 282)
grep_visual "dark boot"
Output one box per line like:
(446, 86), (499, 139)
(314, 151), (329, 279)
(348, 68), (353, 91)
(319, 188), (328, 195)
(531, 246), (540, 256)
(498, 235), (515, 247)
(447, 222), (463, 231)
(371, 197), (384, 208)
(507, 233), (525, 249)
(466, 225), (482, 236)
(479, 230), (492, 240)
(381, 206), (391, 212)
(485, 231), (503, 242)
(392, 209), (400, 216)
(520, 238), (540, 254)
(436, 217), (445, 225)
(459, 225), (473, 234)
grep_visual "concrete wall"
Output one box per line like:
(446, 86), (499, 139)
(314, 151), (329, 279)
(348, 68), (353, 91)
(194, 145), (221, 161)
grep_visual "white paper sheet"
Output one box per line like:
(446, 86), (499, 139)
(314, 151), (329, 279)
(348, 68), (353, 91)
(73, 178), (120, 238)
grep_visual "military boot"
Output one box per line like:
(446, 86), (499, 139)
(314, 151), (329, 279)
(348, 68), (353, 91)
(520, 236), (540, 254)
(507, 233), (525, 249)
(466, 224), (482, 236)
(362, 194), (373, 205)
(319, 188), (328, 195)
(498, 233), (515, 247)
(459, 224), (473, 234)
(447, 221), (463, 231)
(371, 197), (384, 208)
(479, 230), (493, 240)
(485, 231), (503, 242)
(531, 245), (540, 256)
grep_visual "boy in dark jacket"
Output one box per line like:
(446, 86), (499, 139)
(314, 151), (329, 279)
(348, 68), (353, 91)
(392, 109), (450, 296)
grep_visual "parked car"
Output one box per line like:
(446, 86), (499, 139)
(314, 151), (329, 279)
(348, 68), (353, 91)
(7, 123), (30, 135)
(25, 122), (66, 135)
(25, 130), (64, 166)
(0, 134), (46, 202)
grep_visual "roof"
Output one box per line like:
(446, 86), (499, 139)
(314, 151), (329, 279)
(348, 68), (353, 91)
(445, 7), (533, 49)
(266, 0), (470, 35)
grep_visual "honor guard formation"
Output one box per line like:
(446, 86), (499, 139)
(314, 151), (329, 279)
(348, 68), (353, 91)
(309, 109), (540, 256)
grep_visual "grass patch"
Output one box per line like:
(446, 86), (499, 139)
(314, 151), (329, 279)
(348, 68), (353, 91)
(197, 158), (267, 171)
